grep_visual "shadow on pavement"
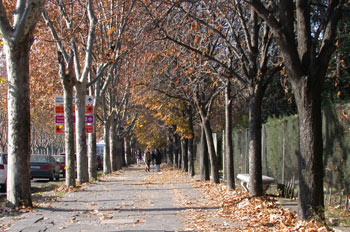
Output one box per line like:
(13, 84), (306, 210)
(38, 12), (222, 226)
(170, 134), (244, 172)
(83, 187), (199, 192)
(35, 205), (221, 213)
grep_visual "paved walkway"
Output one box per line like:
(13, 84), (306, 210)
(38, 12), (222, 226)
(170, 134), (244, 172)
(1, 165), (218, 232)
(2, 165), (348, 231)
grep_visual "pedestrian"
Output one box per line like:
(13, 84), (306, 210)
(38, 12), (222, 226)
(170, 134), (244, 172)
(155, 148), (162, 172)
(151, 149), (156, 166)
(144, 148), (152, 172)
(136, 150), (142, 166)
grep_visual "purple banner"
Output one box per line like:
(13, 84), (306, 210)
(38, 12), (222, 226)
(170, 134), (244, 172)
(55, 115), (65, 124)
(55, 115), (93, 124)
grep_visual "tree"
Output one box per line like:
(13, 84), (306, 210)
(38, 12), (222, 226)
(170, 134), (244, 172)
(88, 0), (138, 173)
(43, 0), (100, 184)
(28, 23), (63, 156)
(246, 0), (346, 219)
(87, 64), (108, 179)
(0, 0), (46, 207)
(141, 0), (282, 192)
(98, 67), (136, 173)
(134, 34), (220, 178)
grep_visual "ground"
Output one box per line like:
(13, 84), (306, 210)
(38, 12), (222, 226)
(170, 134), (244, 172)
(0, 165), (348, 231)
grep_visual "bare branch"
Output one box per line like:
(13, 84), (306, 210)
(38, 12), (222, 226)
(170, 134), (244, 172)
(0, 1), (12, 40)
(13, 0), (46, 42)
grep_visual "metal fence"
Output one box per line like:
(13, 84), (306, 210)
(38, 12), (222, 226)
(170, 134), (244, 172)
(224, 103), (350, 205)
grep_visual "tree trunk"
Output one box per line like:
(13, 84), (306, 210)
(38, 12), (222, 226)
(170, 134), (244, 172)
(130, 137), (136, 164)
(188, 113), (195, 177)
(116, 135), (124, 169)
(199, 126), (210, 181)
(103, 120), (111, 174)
(181, 139), (188, 172)
(75, 83), (89, 183)
(247, 0), (343, 219)
(225, 83), (235, 189)
(201, 117), (220, 183)
(174, 134), (180, 168)
(124, 136), (132, 166)
(63, 81), (76, 187)
(110, 119), (117, 171)
(120, 136), (127, 167)
(166, 133), (174, 165)
(178, 138), (182, 169)
(87, 79), (100, 180)
(5, 41), (32, 207)
(88, 130), (97, 180)
(188, 137), (195, 177)
(248, 87), (264, 196)
(294, 77), (324, 219)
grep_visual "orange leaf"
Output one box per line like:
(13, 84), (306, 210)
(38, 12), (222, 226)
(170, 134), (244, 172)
(107, 27), (115, 35)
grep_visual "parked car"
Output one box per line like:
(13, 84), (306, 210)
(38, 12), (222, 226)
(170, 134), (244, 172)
(53, 155), (66, 177)
(30, 154), (60, 181)
(0, 152), (7, 192)
(60, 152), (102, 171)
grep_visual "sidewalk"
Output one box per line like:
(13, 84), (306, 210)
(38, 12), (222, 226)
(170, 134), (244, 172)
(1, 165), (344, 231)
(0, 165), (220, 232)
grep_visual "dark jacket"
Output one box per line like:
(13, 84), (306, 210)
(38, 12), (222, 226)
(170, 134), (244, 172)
(155, 149), (162, 165)
(145, 151), (152, 163)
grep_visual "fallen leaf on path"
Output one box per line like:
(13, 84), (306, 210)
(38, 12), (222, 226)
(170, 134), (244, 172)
(144, 165), (330, 231)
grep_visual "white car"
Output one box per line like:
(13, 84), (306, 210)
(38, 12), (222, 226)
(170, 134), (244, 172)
(0, 152), (7, 192)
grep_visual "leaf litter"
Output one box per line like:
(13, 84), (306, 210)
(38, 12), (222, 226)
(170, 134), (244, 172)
(144, 165), (330, 232)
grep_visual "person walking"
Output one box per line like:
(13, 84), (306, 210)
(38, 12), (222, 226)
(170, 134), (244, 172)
(144, 148), (152, 172)
(137, 150), (142, 166)
(151, 149), (156, 166)
(155, 148), (162, 172)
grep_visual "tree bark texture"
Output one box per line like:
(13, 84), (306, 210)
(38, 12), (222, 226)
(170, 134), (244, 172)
(187, 110), (195, 176)
(63, 81), (76, 187)
(178, 138), (182, 169)
(166, 133), (174, 165)
(294, 78), (324, 219)
(225, 83), (235, 189)
(87, 83), (99, 180)
(116, 136), (124, 170)
(124, 136), (132, 166)
(174, 134), (180, 168)
(109, 119), (117, 171)
(188, 137), (195, 177)
(181, 139), (188, 172)
(201, 116), (220, 183)
(75, 83), (89, 183)
(199, 126), (210, 181)
(88, 130), (97, 180)
(1, 0), (46, 207)
(248, 87), (264, 196)
(103, 120), (111, 174)
(120, 137), (127, 167)
(246, 0), (343, 218)
(5, 41), (32, 207)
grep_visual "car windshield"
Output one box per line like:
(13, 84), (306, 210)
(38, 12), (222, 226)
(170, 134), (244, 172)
(53, 156), (65, 163)
(30, 155), (49, 163)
